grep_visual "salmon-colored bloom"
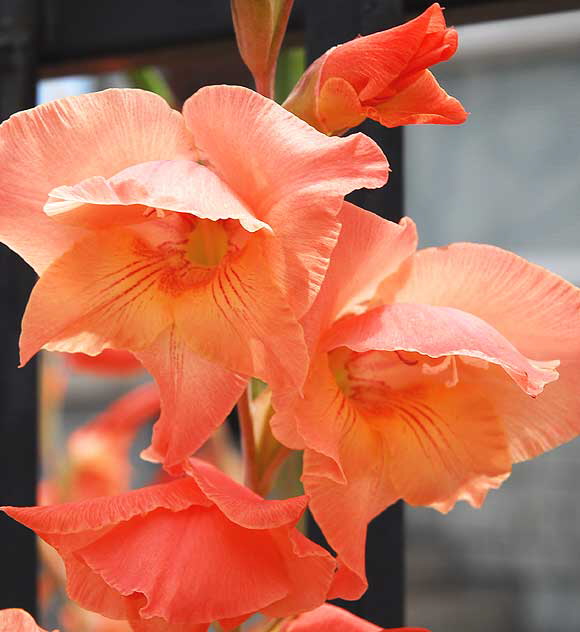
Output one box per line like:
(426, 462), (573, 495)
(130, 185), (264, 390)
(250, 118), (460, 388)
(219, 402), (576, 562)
(0, 609), (56, 632)
(0, 85), (388, 470)
(272, 202), (580, 598)
(39, 382), (159, 505)
(283, 3), (467, 135)
(284, 604), (429, 632)
(3, 459), (336, 631)
(66, 382), (160, 500)
(232, 0), (294, 97)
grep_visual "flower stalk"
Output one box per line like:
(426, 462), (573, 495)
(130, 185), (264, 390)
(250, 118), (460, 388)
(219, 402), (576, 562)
(238, 384), (260, 492)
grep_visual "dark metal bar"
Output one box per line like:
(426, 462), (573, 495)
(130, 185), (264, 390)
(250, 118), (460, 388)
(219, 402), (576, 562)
(305, 1), (405, 628)
(0, 0), (40, 617)
(34, 0), (579, 75)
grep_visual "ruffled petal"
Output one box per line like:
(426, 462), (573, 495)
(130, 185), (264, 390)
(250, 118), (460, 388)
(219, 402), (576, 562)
(459, 360), (580, 464)
(376, 242), (580, 362)
(136, 328), (246, 471)
(303, 426), (393, 600)
(64, 556), (133, 620)
(185, 458), (308, 529)
(376, 243), (580, 457)
(6, 470), (335, 629)
(2, 478), (210, 544)
(324, 303), (558, 396)
(183, 85), (389, 316)
(46, 160), (269, 234)
(0, 89), (194, 273)
(0, 609), (55, 632)
(369, 70), (468, 127)
(303, 202), (417, 351)
(263, 529), (336, 618)
(79, 506), (289, 624)
(20, 229), (174, 364)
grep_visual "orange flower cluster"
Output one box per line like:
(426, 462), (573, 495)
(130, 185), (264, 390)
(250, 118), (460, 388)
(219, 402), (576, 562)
(1, 4), (578, 632)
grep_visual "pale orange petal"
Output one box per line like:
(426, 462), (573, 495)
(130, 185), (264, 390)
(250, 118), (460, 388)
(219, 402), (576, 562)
(376, 243), (580, 459)
(46, 160), (269, 234)
(324, 303), (558, 396)
(459, 360), (580, 464)
(381, 379), (511, 513)
(175, 233), (309, 392)
(136, 329), (246, 471)
(284, 354), (394, 599)
(303, 202), (417, 351)
(183, 85), (389, 316)
(303, 426), (393, 601)
(0, 609), (55, 632)
(20, 229), (174, 364)
(0, 89), (194, 273)
(377, 242), (580, 361)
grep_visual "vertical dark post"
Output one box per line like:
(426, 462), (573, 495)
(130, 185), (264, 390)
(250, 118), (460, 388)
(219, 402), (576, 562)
(305, 1), (405, 628)
(0, 0), (39, 616)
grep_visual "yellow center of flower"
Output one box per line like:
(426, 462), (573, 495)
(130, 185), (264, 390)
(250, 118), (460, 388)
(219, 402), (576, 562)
(186, 219), (229, 268)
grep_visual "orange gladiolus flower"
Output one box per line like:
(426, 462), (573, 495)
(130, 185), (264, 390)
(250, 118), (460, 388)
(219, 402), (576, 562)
(66, 382), (160, 500)
(283, 3), (467, 135)
(0, 609), (56, 632)
(284, 604), (429, 632)
(3, 459), (336, 631)
(0, 85), (388, 470)
(272, 202), (580, 598)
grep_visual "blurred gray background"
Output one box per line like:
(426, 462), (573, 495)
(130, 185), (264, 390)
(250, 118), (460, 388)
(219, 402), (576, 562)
(404, 9), (580, 632)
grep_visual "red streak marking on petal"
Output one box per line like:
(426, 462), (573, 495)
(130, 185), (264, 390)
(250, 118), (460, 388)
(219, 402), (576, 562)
(88, 264), (165, 320)
(98, 258), (164, 295)
(395, 350), (419, 366)
(211, 277), (233, 325)
(217, 271), (235, 312)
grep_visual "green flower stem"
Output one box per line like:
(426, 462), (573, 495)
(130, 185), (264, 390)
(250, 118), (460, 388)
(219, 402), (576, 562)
(237, 385), (260, 492)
